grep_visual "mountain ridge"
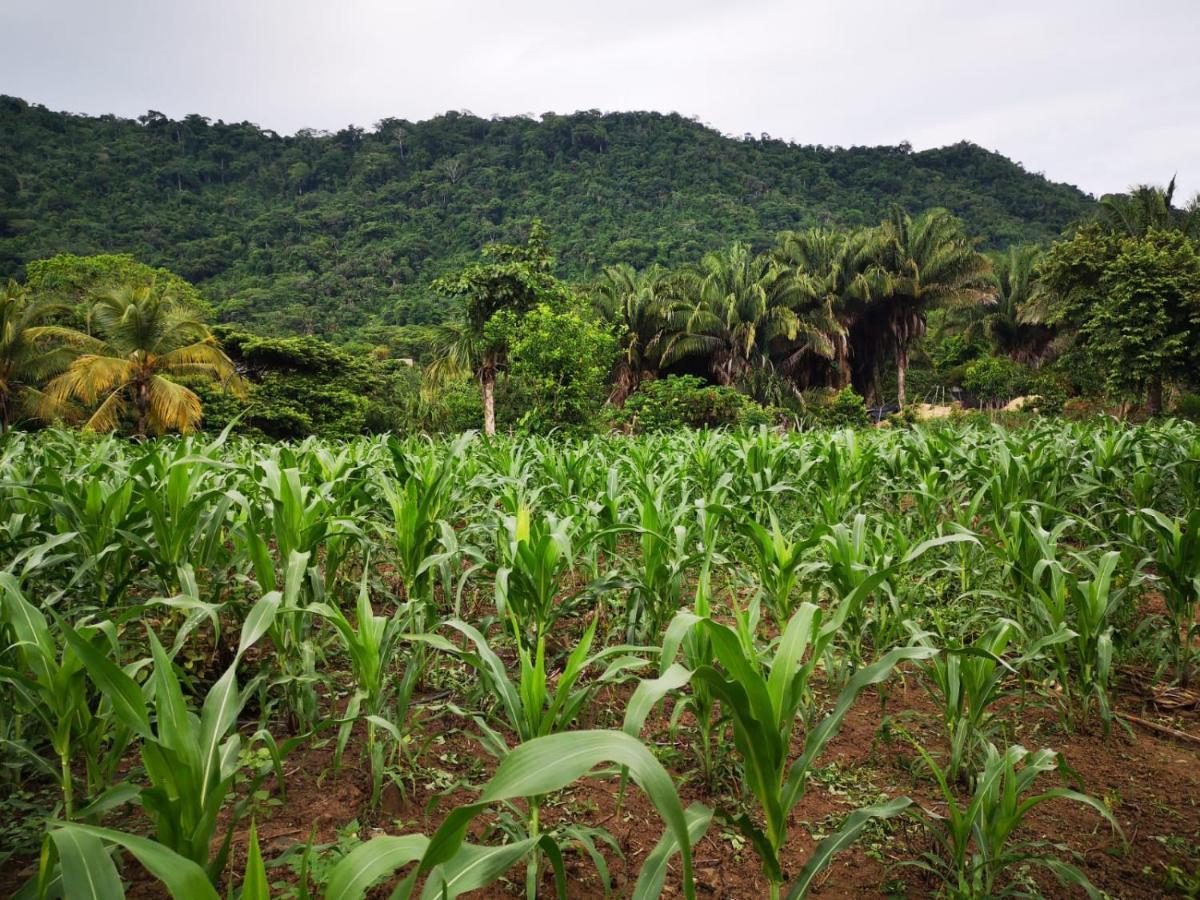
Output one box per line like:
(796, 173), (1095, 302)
(0, 96), (1097, 338)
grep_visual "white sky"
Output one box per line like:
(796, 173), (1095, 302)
(2, 0), (1198, 199)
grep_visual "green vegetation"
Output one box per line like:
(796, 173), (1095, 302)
(4, 420), (1195, 897)
(1, 98), (1094, 337)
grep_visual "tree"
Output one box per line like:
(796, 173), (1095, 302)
(43, 281), (244, 436)
(1099, 177), (1200, 240)
(868, 208), (992, 406)
(1036, 224), (1200, 413)
(663, 243), (810, 389)
(429, 222), (565, 435)
(0, 281), (85, 432)
(772, 228), (882, 390)
(594, 263), (670, 405)
(502, 297), (616, 432)
(971, 245), (1054, 365)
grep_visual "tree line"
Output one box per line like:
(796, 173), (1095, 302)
(1, 97), (1095, 339)
(2, 181), (1197, 438)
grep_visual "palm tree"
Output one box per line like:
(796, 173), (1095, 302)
(663, 243), (811, 389)
(44, 281), (244, 436)
(973, 245), (1054, 365)
(868, 208), (992, 406)
(0, 281), (87, 433)
(1099, 177), (1200, 239)
(594, 263), (670, 405)
(772, 228), (884, 390)
(429, 223), (560, 436)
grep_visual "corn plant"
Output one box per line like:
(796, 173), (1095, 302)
(1029, 549), (1126, 728)
(380, 432), (466, 613)
(0, 575), (137, 819)
(1140, 507), (1200, 685)
(740, 512), (822, 627)
(491, 505), (607, 651)
(631, 603), (938, 900)
(126, 437), (238, 596)
(68, 599), (285, 884)
(903, 742), (1122, 898)
(908, 619), (1071, 785)
(311, 568), (421, 809)
(620, 480), (701, 642)
(323, 730), (707, 900)
(41, 815), (274, 900)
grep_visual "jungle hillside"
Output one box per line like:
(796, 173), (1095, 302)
(0, 96), (1096, 338)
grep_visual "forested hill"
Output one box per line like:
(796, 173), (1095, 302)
(0, 95), (1096, 338)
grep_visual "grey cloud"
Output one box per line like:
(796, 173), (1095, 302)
(2, 0), (1197, 198)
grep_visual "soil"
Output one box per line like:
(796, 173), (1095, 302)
(6, 663), (1199, 900)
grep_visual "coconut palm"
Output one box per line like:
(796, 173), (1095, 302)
(43, 281), (244, 436)
(869, 208), (992, 406)
(0, 282), (87, 433)
(594, 263), (671, 405)
(663, 243), (812, 390)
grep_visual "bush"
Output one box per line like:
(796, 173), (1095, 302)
(962, 356), (1029, 408)
(1174, 392), (1200, 421)
(1024, 372), (1070, 416)
(799, 386), (870, 429)
(504, 300), (616, 434)
(619, 376), (770, 431)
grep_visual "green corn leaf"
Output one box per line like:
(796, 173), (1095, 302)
(47, 824), (219, 900)
(324, 834), (430, 900)
(49, 826), (125, 900)
(786, 797), (913, 899)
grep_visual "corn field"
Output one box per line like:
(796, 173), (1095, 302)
(2, 421), (1199, 899)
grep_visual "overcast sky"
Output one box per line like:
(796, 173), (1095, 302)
(3, 0), (1197, 199)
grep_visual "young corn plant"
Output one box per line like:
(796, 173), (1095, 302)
(903, 742), (1123, 898)
(41, 815), (278, 900)
(380, 432), (466, 616)
(1029, 550), (1126, 729)
(740, 512), (822, 628)
(492, 505), (608, 652)
(621, 481), (701, 642)
(322, 730), (709, 900)
(630, 602), (938, 900)
(68, 598), (286, 885)
(1139, 507), (1200, 686)
(907, 619), (1071, 786)
(311, 568), (421, 809)
(0, 575), (137, 820)
(421, 616), (647, 895)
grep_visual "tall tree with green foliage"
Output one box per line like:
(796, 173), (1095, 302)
(0, 281), (85, 432)
(1036, 224), (1200, 413)
(973, 245), (1054, 365)
(663, 243), (812, 389)
(594, 263), (671, 406)
(428, 222), (566, 435)
(772, 228), (882, 389)
(44, 281), (243, 435)
(869, 207), (992, 406)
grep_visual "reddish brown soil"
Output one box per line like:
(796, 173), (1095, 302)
(7, 666), (1197, 900)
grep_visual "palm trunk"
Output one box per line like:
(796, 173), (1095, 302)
(896, 344), (908, 408)
(135, 379), (150, 437)
(481, 372), (496, 437)
(1146, 376), (1163, 416)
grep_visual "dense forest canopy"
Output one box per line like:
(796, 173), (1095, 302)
(0, 96), (1096, 339)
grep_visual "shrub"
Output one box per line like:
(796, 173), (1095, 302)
(800, 386), (870, 429)
(962, 356), (1029, 408)
(620, 376), (768, 431)
(1174, 391), (1200, 421)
